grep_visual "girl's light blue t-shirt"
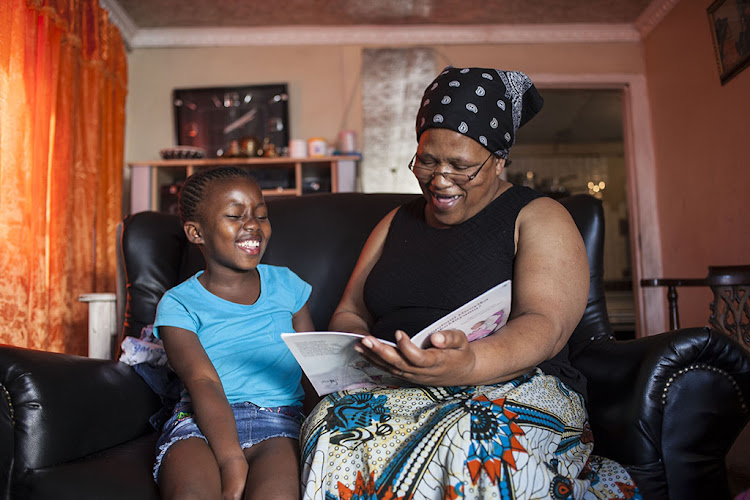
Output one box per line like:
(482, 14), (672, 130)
(153, 264), (312, 407)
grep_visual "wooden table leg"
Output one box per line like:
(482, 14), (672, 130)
(667, 285), (680, 330)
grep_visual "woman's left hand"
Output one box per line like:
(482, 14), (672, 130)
(356, 330), (476, 386)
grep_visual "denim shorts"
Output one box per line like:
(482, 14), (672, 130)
(153, 400), (304, 482)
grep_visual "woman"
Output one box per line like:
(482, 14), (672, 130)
(301, 67), (638, 499)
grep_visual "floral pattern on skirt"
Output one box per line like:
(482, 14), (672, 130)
(301, 370), (640, 500)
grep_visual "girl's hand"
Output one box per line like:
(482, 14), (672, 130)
(218, 455), (248, 500)
(356, 330), (477, 387)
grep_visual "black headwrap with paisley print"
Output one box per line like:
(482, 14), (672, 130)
(415, 67), (544, 159)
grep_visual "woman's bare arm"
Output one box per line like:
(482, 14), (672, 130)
(328, 208), (398, 335)
(468, 196), (589, 380)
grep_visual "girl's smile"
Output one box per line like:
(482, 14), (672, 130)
(236, 235), (262, 255)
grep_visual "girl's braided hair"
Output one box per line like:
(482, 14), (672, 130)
(178, 166), (259, 223)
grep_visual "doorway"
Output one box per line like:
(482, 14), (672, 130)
(509, 89), (635, 338)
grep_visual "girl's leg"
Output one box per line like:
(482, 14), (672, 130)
(243, 437), (301, 500)
(159, 437), (221, 500)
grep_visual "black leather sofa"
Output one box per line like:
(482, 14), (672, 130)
(0, 192), (748, 499)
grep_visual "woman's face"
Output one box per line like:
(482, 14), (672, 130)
(415, 128), (507, 228)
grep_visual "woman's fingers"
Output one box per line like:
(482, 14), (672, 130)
(356, 330), (472, 383)
(355, 346), (401, 373)
(428, 329), (468, 349)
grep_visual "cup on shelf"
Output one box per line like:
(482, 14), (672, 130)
(289, 139), (307, 158)
(337, 130), (358, 153)
(307, 138), (327, 158)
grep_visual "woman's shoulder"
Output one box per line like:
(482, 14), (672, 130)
(402, 194), (425, 209)
(518, 191), (569, 217)
(472, 185), (545, 225)
(383, 196), (424, 231)
(502, 184), (546, 204)
(515, 193), (582, 244)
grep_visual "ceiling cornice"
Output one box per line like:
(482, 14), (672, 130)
(101, 0), (680, 50)
(634, 0), (681, 38)
(126, 24), (640, 49)
(100, 0), (138, 47)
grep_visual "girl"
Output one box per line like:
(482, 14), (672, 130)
(152, 166), (313, 500)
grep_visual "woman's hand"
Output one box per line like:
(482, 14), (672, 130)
(218, 454), (249, 500)
(355, 330), (477, 387)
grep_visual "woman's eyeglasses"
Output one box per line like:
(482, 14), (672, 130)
(408, 152), (494, 186)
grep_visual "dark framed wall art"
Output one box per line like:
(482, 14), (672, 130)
(173, 84), (289, 157)
(707, 0), (750, 85)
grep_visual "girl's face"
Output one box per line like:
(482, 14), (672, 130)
(415, 128), (507, 228)
(187, 177), (271, 273)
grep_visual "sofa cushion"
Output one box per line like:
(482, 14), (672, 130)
(18, 433), (160, 500)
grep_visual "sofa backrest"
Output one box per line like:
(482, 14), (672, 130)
(561, 194), (615, 356)
(117, 192), (613, 351)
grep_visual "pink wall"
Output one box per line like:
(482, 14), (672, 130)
(644, 0), (750, 328)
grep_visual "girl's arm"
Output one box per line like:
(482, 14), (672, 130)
(357, 197), (590, 386)
(160, 326), (248, 498)
(291, 303), (320, 413)
(292, 302), (315, 333)
(328, 208), (398, 335)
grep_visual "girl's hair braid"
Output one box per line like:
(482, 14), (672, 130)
(178, 166), (259, 223)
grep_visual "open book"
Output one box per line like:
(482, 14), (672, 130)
(282, 279), (511, 396)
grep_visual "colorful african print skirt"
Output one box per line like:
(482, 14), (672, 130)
(301, 370), (640, 499)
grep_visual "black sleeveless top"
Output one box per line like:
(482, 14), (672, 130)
(363, 185), (587, 398)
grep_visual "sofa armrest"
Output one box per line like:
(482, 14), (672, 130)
(0, 345), (161, 478)
(572, 327), (750, 499)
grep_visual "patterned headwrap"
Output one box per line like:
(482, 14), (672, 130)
(415, 67), (544, 158)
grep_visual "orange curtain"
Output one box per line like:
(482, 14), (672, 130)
(0, 0), (127, 354)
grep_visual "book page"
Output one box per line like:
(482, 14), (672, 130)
(281, 332), (401, 396)
(409, 279), (511, 348)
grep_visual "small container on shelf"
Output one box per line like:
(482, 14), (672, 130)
(159, 146), (206, 160)
(307, 138), (327, 157)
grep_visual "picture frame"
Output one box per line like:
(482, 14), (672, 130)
(707, 0), (750, 85)
(173, 83), (289, 158)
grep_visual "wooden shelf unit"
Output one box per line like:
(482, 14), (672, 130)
(127, 155), (359, 213)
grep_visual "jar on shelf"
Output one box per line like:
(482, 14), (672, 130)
(240, 136), (262, 157)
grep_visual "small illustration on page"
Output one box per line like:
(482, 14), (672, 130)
(409, 279), (511, 348)
(467, 309), (506, 342)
